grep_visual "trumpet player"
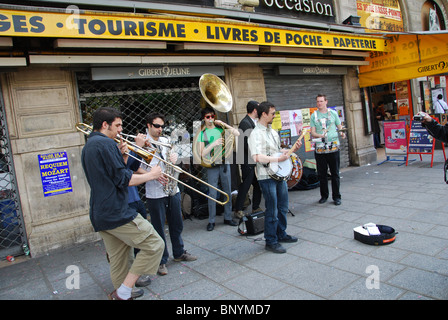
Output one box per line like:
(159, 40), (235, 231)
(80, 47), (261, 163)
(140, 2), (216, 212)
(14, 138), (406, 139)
(198, 107), (240, 231)
(138, 113), (197, 276)
(81, 107), (164, 300)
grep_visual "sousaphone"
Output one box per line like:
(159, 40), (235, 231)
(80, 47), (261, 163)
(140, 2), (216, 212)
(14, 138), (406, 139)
(193, 74), (235, 167)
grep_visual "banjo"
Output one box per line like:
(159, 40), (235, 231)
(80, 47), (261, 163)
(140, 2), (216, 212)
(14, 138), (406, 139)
(266, 128), (308, 181)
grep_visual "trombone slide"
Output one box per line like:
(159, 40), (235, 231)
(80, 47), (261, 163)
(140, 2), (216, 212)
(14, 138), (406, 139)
(76, 122), (229, 206)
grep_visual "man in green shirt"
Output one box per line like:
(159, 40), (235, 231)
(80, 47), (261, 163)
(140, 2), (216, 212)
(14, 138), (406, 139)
(197, 107), (240, 231)
(310, 94), (346, 206)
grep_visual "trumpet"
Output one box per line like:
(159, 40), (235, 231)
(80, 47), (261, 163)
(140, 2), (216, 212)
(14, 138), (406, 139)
(76, 123), (229, 206)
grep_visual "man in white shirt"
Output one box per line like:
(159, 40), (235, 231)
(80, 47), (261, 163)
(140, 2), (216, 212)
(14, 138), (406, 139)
(248, 101), (302, 254)
(434, 94), (448, 114)
(139, 113), (197, 276)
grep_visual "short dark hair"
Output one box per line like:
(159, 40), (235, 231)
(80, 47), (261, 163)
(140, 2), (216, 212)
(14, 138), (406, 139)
(316, 94), (327, 100)
(145, 113), (165, 126)
(201, 106), (215, 119)
(256, 101), (275, 118)
(246, 100), (259, 114)
(438, 94), (443, 100)
(92, 107), (123, 131)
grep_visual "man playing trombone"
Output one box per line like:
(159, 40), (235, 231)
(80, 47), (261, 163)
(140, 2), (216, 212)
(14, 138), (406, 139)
(138, 113), (197, 276)
(81, 107), (164, 300)
(197, 107), (240, 231)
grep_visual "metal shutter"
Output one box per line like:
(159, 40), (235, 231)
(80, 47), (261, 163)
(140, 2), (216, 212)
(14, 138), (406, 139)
(263, 69), (349, 168)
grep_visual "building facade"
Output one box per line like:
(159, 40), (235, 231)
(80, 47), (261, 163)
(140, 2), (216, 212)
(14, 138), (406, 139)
(0, 0), (446, 258)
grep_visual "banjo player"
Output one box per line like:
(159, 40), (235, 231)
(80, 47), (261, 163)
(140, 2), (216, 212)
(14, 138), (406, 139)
(248, 101), (303, 254)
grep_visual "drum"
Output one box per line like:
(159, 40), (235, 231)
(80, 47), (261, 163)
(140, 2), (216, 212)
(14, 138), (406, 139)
(287, 154), (303, 189)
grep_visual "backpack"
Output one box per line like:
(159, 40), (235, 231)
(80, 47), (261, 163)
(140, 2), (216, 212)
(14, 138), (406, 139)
(291, 167), (320, 190)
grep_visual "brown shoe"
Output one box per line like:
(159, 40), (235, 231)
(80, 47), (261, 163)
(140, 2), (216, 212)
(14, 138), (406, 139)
(174, 251), (197, 262)
(108, 289), (133, 300)
(234, 210), (245, 219)
(158, 264), (168, 276)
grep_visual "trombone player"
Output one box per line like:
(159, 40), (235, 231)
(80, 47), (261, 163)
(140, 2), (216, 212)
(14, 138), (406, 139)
(138, 113), (197, 276)
(197, 106), (240, 231)
(81, 107), (164, 300)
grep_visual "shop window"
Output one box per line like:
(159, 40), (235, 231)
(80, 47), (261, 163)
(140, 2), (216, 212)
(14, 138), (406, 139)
(422, 1), (446, 31)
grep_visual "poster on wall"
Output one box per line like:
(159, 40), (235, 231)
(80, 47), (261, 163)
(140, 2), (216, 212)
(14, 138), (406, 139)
(329, 106), (346, 126)
(420, 81), (432, 113)
(38, 151), (73, 197)
(272, 106), (344, 152)
(280, 129), (291, 147)
(395, 80), (410, 115)
(356, 0), (404, 32)
(277, 109), (304, 136)
(383, 120), (407, 155)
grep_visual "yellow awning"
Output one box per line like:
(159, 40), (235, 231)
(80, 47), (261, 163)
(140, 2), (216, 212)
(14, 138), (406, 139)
(0, 8), (386, 52)
(359, 31), (448, 87)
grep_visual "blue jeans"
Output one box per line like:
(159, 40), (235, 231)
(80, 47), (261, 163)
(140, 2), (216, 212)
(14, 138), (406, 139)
(258, 179), (289, 246)
(206, 164), (232, 223)
(146, 192), (184, 265)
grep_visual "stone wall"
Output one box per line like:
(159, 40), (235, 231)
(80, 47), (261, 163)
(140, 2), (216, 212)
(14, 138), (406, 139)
(1, 67), (98, 257)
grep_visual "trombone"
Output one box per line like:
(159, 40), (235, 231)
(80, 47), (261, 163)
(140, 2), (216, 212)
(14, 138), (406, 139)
(120, 133), (172, 149)
(76, 123), (229, 206)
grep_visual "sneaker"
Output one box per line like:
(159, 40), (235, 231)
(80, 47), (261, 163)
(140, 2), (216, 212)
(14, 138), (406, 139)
(158, 264), (168, 276)
(265, 243), (286, 254)
(108, 289), (133, 300)
(135, 274), (152, 287)
(174, 251), (197, 262)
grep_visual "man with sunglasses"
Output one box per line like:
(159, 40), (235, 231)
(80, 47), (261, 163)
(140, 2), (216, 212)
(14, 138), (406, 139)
(139, 113), (197, 276)
(198, 107), (240, 231)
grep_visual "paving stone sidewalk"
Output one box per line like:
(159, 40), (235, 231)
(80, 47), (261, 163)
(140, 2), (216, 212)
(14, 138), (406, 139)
(1, 150), (448, 300)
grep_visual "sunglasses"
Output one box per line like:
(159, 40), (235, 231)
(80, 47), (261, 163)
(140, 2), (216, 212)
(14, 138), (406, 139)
(151, 123), (166, 129)
(205, 115), (215, 119)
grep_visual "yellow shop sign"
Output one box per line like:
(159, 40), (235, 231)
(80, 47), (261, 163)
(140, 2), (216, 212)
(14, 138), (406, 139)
(0, 8), (386, 51)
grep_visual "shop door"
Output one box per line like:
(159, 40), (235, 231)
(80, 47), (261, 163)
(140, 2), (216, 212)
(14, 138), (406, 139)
(0, 93), (27, 259)
(263, 70), (348, 167)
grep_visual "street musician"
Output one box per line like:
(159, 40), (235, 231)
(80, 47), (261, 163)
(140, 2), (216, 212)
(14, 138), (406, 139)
(197, 106), (240, 231)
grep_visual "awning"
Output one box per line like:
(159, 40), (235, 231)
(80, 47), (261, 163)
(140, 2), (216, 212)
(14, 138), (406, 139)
(0, 7), (386, 52)
(359, 31), (448, 87)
